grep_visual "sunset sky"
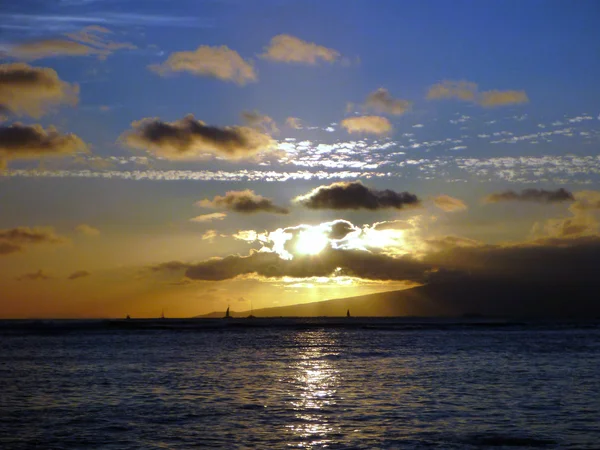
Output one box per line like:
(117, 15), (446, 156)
(1, 0), (600, 318)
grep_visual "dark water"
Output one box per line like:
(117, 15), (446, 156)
(1, 318), (599, 449)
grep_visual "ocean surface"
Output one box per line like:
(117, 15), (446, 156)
(1, 318), (599, 449)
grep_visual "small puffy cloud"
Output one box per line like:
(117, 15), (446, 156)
(0, 63), (79, 118)
(241, 110), (278, 134)
(364, 88), (411, 115)
(427, 80), (528, 107)
(260, 34), (340, 64)
(427, 80), (478, 102)
(294, 181), (420, 211)
(233, 230), (259, 242)
(341, 116), (391, 135)
(0, 123), (88, 168)
(485, 188), (574, 204)
(5, 26), (135, 61)
(120, 114), (275, 160)
(0, 227), (65, 255)
(433, 195), (468, 212)
(16, 269), (51, 281)
(285, 117), (302, 129)
(149, 45), (256, 85)
(75, 224), (100, 236)
(68, 270), (90, 280)
(479, 90), (529, 107)
(190, 212), (227, 223)
(201, 229), (218, 242)
(198, 190), (289, 214)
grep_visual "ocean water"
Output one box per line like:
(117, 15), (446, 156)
(1, 319), (599, 449)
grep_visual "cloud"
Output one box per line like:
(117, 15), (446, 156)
(433, 195), (467, 212)
(294, 181), (420, 210)
(260, 34), (340, 64)
(68, 270), (90, 280)
(0, 63), (79, 118)
(0, 226), (65, 255)
(485, 188), (574, 204)
(149, 45), (256, 85)
(341, 116), (391, 135)
(120, 114), (275, 160)
(241, 110), (278, 134)
(0, 123), (88, 169)
(16, 269), (51, 281)
(6, 26), (135, 61)
(198, 190), (289, 214)
(155, 248), (430, 283)
(363, 88), (411, 115)
(479, 90), (529, 107)
(190, 212), (227, 223)
(285, 117), (302, 129)
(427, 80), (528, 107)
(427, 80), (478, 102)
(201, 230), (218, 242)
(72, 224), (99, 237)
(233, 230), (259, 242)
(531, 191), (600, 239)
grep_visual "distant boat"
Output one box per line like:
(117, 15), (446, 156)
(224, 306), (231, 319)
(160, 309), (165, 320)
(346, 309), (351, 318)
(125, 314), (131, 320)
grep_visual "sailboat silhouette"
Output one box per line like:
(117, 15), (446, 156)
(247, 300), (255, 319)
(224, 306), (231, 319)
(346, 309), (351, 318)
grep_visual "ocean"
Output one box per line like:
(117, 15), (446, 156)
(1, 318), (599, 449)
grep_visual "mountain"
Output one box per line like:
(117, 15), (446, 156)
(196, 276), (600, 318)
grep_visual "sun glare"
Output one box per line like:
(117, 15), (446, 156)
(295, 229), (329, 255)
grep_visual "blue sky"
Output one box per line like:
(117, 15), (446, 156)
(1, 0), (600, 317)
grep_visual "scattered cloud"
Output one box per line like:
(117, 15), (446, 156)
(341, 116), (391, 135)
(190, 212), (227, 223)
(0, 227), (65, 255)
(120, 114), (274, 160)
(0, 63), (79, 118)
(427, 80), (528, 107)
(149, 45), (256, 85)
(363, 88), (411, 115)
(0, 123), (88, 168)
(5, 26), (135, 61)
(201, 229), (218, 242)
(285, 117), (302, 129)
(241, 110), (279, 134)
(68, 270), (90, 280)
(294, 181), (420, 210)
(75, 224), (100, 236)
(260, 34), (340, 64)
(479, 90), (529, 107)
(16, 269), (51, 281)
(485, 188), (574, 204)
(433, 195), (467, 212)
(198, 189), (289, 214)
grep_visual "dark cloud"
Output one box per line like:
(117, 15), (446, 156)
(16, 269), (51, 281)
(485, 188), (575, 204)
(0, 63), (79, 118)
(0, 227), (65, 255)
(198, 190), (289, 214)
(0, 123), (88, 168)
(155, 248), (431, 283)
(120, 114), (274, 160)
(295, 181), (420, 210)
(328, 220), (357, 240)
(67, 270), (90, 280)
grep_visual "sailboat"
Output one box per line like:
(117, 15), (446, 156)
(160, 309), (165, 320)
(346, 309), (351, 318)
(224, 306), (231, 319)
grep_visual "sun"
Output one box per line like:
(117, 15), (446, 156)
(295, 229), (329, 255)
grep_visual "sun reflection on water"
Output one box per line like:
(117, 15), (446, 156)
(284, 330), (341, 448)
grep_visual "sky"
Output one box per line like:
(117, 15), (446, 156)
(1, 0), (600, 318)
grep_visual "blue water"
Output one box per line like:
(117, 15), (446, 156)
(1, 319), (599, 449)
